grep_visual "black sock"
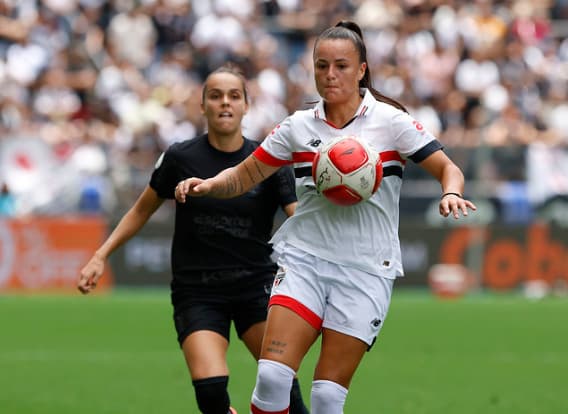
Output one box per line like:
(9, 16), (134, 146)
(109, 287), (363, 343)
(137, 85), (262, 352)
(192, 376), (231, 414)
(289, 378), (310, 414)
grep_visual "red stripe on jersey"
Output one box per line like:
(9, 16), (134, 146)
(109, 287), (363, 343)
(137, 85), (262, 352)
(251, 404), (289, 414)
(292, 152), (316, 163)
(269, 295), (323, 331)
(380, 150), (406, 164)
(324, 119), (340, 129)
(253, 147), (293, 167)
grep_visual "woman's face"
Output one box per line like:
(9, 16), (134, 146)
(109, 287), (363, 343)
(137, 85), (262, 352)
(313, 38), (366, 105)
(201, 72), (248, 136)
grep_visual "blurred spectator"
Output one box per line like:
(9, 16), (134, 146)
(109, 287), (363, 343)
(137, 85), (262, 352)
(107, 1), (157, 69)
(0, 0), (567, 222)
(527, 141), (568, 225)
(0, 182), (16, 217)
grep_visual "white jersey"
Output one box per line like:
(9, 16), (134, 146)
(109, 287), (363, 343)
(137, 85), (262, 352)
(253, 89), (442, 278)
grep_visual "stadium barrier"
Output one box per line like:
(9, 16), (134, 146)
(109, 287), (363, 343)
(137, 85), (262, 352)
(1, 217), (566, 293)
(106, 220), (568, 291)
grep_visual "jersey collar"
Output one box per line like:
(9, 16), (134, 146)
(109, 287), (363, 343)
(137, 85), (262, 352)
(313, 88), (374, 125)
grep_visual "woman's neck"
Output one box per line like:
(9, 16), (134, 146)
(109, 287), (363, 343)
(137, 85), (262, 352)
(324, 95), (363, 128)
(207, 131), (244, 152)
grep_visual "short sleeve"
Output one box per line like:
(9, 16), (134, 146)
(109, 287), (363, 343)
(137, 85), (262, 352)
(255, 117), (295, 165)
(149, 150), (178, 199)
(391, 112), (442, 161)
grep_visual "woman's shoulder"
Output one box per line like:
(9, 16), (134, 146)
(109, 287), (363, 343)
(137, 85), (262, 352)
(276, 107), (316, 130)
(167, 134), (206, 154)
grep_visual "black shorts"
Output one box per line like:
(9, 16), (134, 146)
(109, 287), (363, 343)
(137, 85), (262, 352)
(171, 272), (275, 346)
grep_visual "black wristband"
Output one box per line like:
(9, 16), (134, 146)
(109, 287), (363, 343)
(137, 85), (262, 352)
(441, 192), (463, 200)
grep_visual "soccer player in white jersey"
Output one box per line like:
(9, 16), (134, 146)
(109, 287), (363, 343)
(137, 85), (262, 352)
(176, 21), (476, 414)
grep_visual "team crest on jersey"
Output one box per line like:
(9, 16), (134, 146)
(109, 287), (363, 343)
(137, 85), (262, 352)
(273, 267), (286, 288)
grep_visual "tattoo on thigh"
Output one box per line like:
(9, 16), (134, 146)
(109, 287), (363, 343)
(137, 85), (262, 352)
(266, 340), (287, 355)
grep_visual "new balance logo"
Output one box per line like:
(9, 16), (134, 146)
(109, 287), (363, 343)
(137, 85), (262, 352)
(307, 138), (322, 147)
(371, 318), (382, 328)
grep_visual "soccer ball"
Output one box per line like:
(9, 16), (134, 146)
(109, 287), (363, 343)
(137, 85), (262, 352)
(312, 135), (383, 206)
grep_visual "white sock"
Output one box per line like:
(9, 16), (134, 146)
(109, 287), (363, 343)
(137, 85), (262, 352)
(250, 359), (295, 413)
(311, 379), (348, 414)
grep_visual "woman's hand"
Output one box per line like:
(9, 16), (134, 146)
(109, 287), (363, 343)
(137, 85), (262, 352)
(77, 253), (105, 294)
(439, 193), (477, 219)
(175, 178), (211, 203)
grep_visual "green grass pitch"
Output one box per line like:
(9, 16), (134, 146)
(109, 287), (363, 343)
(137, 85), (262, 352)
(0, 288), (566, 413)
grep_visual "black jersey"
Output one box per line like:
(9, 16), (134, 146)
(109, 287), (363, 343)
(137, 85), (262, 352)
(150, 134), (297, 286)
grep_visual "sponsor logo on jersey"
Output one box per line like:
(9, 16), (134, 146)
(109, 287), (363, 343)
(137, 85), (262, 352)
(307, 138), (322, 147)
(412, 120), (425, 134)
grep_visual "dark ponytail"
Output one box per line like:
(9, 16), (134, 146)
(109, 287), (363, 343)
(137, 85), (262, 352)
(316, 21), (408, 113)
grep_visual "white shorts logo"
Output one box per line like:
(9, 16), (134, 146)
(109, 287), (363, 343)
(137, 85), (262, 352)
(273, 267), (286, 288)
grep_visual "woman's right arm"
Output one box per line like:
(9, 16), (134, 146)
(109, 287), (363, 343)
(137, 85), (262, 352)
(176, 154), (281, 202)
(77, 185), (164, 294)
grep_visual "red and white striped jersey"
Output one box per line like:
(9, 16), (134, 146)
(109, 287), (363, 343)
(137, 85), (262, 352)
(253, 89), (442, 278)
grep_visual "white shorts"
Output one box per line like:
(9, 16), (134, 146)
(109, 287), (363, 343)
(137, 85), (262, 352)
(269, 244), (394, 346)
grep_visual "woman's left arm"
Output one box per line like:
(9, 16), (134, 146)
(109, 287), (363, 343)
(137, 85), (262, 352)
(419, 150), (477, 219)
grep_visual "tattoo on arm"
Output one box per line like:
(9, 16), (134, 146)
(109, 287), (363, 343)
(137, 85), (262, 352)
(210, 159), (270, 198)
(243, 162), (256, 186)
(218, 174), (243, 197)
(265, 340), (287, 355)
(252, 158), (267, 180)
(243, 159), (266, 188)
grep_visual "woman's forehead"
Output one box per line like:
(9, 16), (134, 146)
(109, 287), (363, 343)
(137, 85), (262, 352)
(205, 72), (244, 91)
(314, 38), (358, 59)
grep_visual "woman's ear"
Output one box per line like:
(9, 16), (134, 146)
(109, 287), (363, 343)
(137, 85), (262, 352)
(359, 62), (367, 81)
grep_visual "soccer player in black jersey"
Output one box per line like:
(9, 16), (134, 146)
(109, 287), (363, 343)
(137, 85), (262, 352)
(77, 64), (309, 414)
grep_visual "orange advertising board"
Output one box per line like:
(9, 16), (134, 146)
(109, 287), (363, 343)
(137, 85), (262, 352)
(0, 217), (113, 292)
(439, 223), (568, 290)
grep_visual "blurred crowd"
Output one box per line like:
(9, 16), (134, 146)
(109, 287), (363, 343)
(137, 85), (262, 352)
(0, 0), (568, 219)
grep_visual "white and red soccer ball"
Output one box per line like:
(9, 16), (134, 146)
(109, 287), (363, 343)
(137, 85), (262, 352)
(312, 135), (383, 206)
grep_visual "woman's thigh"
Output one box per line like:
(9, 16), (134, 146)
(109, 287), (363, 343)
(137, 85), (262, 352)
(259, 305), (320, 371)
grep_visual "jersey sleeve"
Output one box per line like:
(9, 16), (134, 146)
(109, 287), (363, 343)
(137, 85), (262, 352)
(253, 117), (295, 167)
(390, 112), (443, 163)
(149, 149), (178, 199)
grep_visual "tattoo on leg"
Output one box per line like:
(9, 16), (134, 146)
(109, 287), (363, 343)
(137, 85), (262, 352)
(266, 340), (287, 355)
